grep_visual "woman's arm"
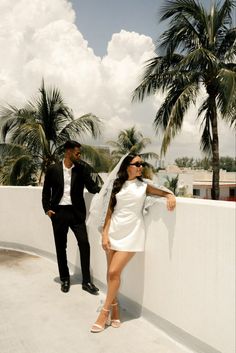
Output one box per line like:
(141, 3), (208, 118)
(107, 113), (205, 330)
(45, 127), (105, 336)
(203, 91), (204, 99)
(146, 184), (176, 211)
(101, 204), (112, 251)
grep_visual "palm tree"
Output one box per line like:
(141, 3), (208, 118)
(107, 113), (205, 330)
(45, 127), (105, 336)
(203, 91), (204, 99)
(164, 175), (179, 196)
(133, 0), (236, 199)
(0, 80), (102, 183)
(175, 157), (195, 168)
(107, 126), (159, 167)
(0, 143), (38, 185)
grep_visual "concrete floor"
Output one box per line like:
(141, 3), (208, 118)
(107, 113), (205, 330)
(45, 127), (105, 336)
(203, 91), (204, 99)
(0, 249), (195, 353)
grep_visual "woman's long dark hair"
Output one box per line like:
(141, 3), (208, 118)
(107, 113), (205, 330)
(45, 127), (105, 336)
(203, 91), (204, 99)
(110, 154), (142, 212)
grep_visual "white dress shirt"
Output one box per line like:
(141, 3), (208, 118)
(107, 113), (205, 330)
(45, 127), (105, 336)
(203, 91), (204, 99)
(59, 161), (74, 205)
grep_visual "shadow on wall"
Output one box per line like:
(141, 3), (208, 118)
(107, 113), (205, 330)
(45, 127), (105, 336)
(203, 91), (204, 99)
(144, 199), (177, 259)
(120, 251), (145, 319)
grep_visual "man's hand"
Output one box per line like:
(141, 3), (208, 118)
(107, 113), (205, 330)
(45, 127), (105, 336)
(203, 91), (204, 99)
(46, 210), (55, 218)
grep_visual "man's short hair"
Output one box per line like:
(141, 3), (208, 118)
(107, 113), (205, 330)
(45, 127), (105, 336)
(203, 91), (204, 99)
(64, 140), (81, 150)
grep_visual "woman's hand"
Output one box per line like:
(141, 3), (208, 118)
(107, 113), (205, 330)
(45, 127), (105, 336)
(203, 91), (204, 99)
(166, 194), (176, 211)
(102, 232), (110, 252)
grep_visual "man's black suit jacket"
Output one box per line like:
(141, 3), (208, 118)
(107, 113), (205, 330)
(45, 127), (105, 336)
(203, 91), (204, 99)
(42, 161), (101, 223)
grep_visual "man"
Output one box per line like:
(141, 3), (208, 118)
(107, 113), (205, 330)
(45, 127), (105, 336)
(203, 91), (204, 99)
(42, 140), (100, 294)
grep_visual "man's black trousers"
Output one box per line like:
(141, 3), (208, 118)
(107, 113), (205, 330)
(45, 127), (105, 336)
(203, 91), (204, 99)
(51, 205), (91, 283)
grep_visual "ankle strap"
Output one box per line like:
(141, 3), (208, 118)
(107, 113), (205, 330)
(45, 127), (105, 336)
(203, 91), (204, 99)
(111, 303), (118, 306)
(102, 307), (110, 312)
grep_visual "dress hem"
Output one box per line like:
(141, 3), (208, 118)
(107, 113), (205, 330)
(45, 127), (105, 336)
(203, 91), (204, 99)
(110, 248), (144, 252)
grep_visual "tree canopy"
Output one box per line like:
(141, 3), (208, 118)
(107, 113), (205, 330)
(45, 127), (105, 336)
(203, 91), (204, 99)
(107, 126), (159, 169)
(0, 81), (103, 184)
(133, 0), (236, 199)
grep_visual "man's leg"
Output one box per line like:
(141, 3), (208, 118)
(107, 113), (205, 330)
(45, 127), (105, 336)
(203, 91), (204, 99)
(71, 222), (91, 283)
(51, 208), (70, 281)
(71, 221), (99, 294)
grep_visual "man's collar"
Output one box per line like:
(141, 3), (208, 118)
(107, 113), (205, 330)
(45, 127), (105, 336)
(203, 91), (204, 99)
(63, 159), (74, 170)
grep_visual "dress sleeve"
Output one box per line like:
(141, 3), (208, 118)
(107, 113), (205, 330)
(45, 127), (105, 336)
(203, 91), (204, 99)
(142, 178), (173, 215)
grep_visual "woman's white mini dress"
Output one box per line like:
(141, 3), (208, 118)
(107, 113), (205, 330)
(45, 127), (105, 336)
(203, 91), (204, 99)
(109, 178), (147, 252)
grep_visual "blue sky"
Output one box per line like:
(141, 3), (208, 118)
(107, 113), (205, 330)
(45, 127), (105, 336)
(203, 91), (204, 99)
(68, 0), (235, 160)
(0, 0), (234, 162)
(71, 0), (165, 56)
(71, 0), (216, 56)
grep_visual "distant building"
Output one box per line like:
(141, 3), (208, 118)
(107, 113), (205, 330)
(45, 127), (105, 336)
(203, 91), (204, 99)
(157, 166), (236, 201)
(193, 170), (236, 201)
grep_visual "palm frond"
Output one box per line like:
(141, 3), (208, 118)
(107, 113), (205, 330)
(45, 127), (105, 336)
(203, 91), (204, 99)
(132, 55), (184, 101)
(139, 152), (159, 160)
(32, 81), (74, 142)
(10, 122), (49, 158)
(216, 68), (236, 118)
(79, 144), (110, 173)
(160, 0), (210, 47)
(216, 0), (235, 28)
(0, 106), (34, 141)
(218, 28), (236, 61)
(0, 143), (39, 185)
(160, 81), (199, 155)
(9, 155), (38, 186)
(106, 141), (122, 149)
(58, 114), (102, 142)
(177, 48), (219, 72)
(160, 0), (205, 23)
(107, 126), (157, 162)
(158, 12), (203, 55)
(131, 138), (151, 154)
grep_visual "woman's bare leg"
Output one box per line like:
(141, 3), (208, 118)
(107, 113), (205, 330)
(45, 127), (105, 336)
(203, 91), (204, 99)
(91, 250), (135, 329)
(106, 250), (118, 304)
(104, 250), (134, 306)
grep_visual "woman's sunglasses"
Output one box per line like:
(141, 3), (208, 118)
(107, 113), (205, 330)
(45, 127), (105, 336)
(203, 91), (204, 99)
(129, 162), (144, 167)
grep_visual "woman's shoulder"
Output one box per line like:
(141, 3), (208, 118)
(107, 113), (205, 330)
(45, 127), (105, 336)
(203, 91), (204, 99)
(125, 178), (144, 185)
(133, 178), (148, 190)
(137, 177), (147, 185)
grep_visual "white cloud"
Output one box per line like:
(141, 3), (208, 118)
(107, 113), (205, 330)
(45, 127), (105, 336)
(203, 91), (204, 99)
(0, 0), (234, 163)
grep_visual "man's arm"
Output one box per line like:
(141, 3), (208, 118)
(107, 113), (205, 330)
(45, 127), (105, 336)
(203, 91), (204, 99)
(81, 161), (102, 194)
(42, 169), (52, 213)
(85, 171), (101, 194)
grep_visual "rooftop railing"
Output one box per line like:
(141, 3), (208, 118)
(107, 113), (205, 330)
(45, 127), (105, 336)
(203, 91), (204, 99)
(0, 186), (235, 353)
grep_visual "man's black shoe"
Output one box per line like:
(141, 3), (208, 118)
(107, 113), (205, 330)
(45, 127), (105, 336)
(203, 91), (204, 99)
(82, 282), (99, 295)
(61, 280), (70, 293)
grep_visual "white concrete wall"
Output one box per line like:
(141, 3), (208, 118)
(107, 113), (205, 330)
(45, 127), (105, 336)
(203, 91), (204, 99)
(0, 186), (235, 353)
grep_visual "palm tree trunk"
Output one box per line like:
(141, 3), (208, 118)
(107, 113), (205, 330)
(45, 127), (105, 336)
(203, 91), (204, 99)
(38, 160), (47, 185)
(38, 169), (44, 185)
(210, 101), (220, 200)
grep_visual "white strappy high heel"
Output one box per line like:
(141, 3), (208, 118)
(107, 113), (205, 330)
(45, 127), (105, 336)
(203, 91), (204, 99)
(90, 308), (110, 333)
(110, 303), (121, 328)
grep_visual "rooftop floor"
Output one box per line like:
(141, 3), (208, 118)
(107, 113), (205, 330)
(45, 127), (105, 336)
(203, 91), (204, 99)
(1, 248), (196, 353)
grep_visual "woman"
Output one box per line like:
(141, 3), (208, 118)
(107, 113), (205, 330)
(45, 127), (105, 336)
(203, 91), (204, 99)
(90, 154), (176, 333)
